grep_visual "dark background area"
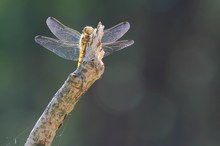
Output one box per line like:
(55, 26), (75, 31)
(1, 0), (220, 146)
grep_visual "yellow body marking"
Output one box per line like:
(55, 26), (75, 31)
(77, 26), (94, 67)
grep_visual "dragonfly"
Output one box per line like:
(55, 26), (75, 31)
(35, 17), (134, 67)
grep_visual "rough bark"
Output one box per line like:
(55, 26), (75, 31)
(25, 23), (105, 146)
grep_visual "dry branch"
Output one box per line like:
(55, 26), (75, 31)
(25, 23), (105, 146)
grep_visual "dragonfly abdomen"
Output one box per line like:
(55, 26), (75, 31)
(77, 41), (88, 67)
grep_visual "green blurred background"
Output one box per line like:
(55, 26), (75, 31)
(1, 0), (220, 146)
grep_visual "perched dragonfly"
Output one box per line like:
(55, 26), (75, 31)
(35, 17), (134, 67)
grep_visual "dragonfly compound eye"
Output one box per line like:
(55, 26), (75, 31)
(83, 26), (94, 35)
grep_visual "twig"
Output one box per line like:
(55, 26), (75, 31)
(25, 23), (105, 146)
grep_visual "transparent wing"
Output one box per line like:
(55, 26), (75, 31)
(35, 35), (80, 61)
(102, 22), (130, 44)
(46, 17), (81, 42)
(103, 40), (134, 57)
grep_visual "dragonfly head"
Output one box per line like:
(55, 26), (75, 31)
(83, 26), (94, 35)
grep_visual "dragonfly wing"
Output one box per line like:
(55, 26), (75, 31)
(103, 40), (134, 57)
(35, 35), (80, 61)
(102, 22), (130, 44)
(46, 17), (81, 42)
